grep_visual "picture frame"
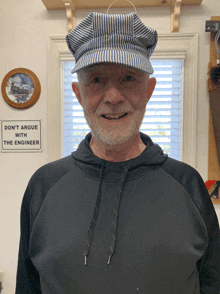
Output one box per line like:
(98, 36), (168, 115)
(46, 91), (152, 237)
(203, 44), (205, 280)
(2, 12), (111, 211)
(1, 68), (41, 109)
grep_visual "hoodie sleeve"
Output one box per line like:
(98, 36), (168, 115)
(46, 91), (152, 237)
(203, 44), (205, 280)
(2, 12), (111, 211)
(15, 158), (72, 293)
(162, 158), (220, 294)
(15, 180), (42, 293)
(195, 180), (220, 294)
(198, 214), (220, 294)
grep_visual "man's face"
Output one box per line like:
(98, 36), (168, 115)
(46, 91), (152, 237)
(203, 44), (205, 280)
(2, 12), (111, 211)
(72, 63), (156, 147)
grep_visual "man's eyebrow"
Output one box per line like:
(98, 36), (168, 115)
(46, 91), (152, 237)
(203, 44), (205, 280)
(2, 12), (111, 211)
(126, 69), (143, 75)
(82, 67), (97, 73)
(80, 65), (103, 75)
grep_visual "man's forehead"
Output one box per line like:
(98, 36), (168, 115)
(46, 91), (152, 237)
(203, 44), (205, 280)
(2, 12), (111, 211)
(78, 63), (146, 75)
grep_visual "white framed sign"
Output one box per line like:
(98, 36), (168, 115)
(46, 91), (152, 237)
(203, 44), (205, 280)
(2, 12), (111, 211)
(1, 120), (42, 152)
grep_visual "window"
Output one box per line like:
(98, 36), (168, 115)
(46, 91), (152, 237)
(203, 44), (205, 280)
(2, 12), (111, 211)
(48, 33), (198, 167)
(61, 59), (183, 160)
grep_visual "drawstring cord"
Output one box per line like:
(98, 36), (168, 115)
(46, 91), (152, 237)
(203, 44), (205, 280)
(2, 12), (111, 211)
(84, 163), (129, 265)
(83, 162), (106, 266)
(107, 166), (129, 264)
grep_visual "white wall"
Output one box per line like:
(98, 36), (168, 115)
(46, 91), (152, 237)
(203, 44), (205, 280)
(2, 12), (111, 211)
(0, 0), (220, 293)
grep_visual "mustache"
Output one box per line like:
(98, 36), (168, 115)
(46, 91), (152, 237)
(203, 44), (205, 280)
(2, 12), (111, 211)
(96, 104), (133, 115)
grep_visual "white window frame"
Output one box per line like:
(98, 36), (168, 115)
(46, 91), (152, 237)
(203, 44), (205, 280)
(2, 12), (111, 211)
(47, 33), (198, 168)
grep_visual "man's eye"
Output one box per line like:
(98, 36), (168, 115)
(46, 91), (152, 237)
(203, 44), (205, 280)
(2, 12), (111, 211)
(92, 77), (100, 83)
(123, 75), (133, 82)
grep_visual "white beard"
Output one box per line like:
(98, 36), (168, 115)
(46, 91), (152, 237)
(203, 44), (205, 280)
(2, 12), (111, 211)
(85, 111), (145, 147)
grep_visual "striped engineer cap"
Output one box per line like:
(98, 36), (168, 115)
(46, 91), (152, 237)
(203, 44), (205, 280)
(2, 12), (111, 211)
(66, 12), (158, 74)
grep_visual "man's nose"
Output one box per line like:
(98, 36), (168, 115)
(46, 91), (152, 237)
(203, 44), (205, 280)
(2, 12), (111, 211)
(103, 83), (125, 105)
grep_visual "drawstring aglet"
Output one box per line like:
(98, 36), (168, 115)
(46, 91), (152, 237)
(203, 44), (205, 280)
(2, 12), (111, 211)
(107, 255), (112, 265)
(84, 256), (87, 266)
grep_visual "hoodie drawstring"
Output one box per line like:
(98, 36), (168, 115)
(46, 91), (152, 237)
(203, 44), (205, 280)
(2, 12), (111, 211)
(83, 162), (129, 266)
(83, 162), (106, 266)
(107, 166), (129, 264)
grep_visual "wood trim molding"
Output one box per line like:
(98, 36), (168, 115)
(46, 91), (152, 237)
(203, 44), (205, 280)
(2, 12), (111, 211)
(63, 0), (76, 33)
(41, 0), (203, 33)
(170, 0), (182, 33)
(42, 0), (203, 10)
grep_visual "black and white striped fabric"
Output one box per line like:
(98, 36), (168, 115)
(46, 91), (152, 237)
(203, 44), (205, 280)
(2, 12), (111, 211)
(66, 12), (158, 74)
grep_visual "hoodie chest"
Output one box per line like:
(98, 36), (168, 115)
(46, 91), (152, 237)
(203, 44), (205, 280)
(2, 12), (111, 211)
(29, 168), (207, 273)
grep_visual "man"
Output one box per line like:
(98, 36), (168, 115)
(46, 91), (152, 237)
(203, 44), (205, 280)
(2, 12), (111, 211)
(16, 12), (220, 294)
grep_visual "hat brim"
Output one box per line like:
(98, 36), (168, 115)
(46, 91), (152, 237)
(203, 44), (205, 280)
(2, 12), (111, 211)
(71, 49), (154, 75)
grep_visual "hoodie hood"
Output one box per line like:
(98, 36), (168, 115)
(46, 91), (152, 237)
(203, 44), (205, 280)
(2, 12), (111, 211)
(71, 132), (168, 265)
(72, 132), (168, 169)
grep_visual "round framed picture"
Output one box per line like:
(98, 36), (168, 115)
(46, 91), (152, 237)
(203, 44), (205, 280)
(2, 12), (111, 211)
(1, 68), (41, 109)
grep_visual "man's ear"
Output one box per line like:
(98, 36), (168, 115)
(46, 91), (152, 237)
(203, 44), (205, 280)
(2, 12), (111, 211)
(72, 82), (82, 105)
(146, 77), (156, 101)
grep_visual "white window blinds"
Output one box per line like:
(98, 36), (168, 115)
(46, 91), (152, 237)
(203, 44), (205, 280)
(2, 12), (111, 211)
(61, 59), (183, 160)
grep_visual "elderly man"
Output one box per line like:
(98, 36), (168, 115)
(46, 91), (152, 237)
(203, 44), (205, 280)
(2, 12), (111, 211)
(16, 12), (220, 294)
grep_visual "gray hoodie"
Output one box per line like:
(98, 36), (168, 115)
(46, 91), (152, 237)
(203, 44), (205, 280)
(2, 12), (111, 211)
(16, 132), (220, 294)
